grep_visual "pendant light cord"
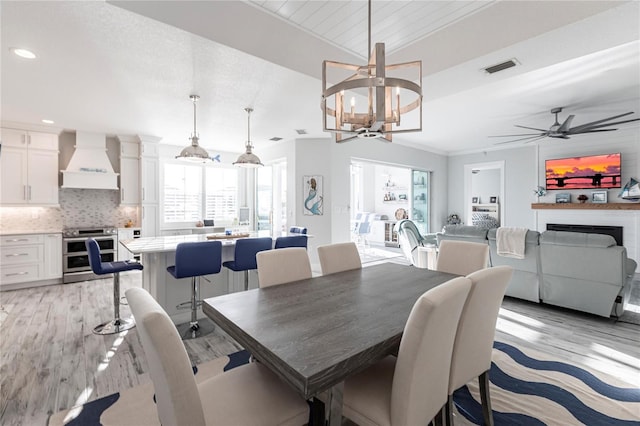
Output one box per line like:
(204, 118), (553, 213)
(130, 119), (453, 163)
(245, 107), (253, 149)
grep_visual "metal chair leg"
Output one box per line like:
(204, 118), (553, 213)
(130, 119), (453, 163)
(177, 275), (215, 340)
(93, 272), (136, 335)
(479, 370), (494, 426)
(444, 394), (455, 426)
(244, 270), (249, 291)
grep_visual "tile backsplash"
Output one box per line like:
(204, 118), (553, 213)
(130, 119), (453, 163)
(0, 189), (139, 232)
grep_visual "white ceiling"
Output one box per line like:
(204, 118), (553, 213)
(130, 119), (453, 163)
(1, 1), (639, 156)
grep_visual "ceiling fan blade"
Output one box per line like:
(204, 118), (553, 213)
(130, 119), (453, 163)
(568, 117), (640, 133)
(568, 112), (635, 132)
(488, 132), (545, 138)
(557, 115), (575, 133)
(514, 125), (549, 132)
(570, 128), (618, 134)
(493, 134), (548, 145)
(522, 135), (548, 144)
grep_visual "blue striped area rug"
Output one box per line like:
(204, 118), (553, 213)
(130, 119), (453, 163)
(454, 342), (640, 425)
(50, 342), (639, 425)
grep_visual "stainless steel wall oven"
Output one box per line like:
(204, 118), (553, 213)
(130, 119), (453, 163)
(62, 227), (117, 283)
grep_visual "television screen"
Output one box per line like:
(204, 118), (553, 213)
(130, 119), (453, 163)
(545, 153), (621, 190)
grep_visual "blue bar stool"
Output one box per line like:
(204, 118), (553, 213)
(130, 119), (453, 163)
(289, 226), (307, 235)
(167, 241), (222, 339)
(274, 235), (308, 249)
(223, 237), (272, 291)
(86, 238), (143, 335)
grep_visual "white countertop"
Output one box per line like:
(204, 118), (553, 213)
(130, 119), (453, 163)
(0, 229), (62, 236)
(120, 232), (272, 254)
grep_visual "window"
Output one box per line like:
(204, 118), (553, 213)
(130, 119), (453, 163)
(205, 168), (238, 222)
(164, 164), (202, 222)
(163, 163), (238, 224)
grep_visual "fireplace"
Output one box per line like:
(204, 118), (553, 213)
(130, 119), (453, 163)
(546, 224), (623, 246)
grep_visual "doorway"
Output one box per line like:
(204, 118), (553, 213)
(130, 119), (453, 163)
(464, 161), (505, 226)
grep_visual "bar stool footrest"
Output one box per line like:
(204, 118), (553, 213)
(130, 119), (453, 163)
(93, 317), (136, 335)
(176, 317), (216, 340)
(176, 300), (204, 310)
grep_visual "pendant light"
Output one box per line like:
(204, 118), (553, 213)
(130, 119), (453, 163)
(233, 107), (263, 168)
(176, 94), (211, 163)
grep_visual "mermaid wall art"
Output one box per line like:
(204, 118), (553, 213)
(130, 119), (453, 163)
(303, 175), (323, 216)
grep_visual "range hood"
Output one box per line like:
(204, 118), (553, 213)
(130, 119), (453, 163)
(61, 131), (119, 190)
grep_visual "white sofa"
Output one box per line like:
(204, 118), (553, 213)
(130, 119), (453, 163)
(539, 231), (635, 317)
(487, 229), (541, 303)
(434, 225), (637, 317)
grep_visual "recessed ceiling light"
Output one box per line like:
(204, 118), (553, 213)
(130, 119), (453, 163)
(42, 119), (54, 124)
(11, 48), (36, 59)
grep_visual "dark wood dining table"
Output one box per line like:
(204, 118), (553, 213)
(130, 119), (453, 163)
(202, 262), (457, 425)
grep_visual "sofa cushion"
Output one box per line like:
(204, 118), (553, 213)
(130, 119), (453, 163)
(440, 225), (488, 239)
(540, 230), (616, 248)
(488, 228), (540, 245)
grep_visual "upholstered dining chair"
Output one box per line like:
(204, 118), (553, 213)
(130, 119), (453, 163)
(317, 242), (362, 275)
(274, 235), (308, 249)
(256, 247), (312, 288)
(342, 277), (472, 426)
(445, 265), (513, 426)
(435, 240), (489, 276)
(125, 287), (309, 426)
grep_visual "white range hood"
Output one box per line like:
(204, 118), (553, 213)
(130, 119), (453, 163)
(61, 131), (119, 190)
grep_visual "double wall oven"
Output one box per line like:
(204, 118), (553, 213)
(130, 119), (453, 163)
(62, 227), (117, 283)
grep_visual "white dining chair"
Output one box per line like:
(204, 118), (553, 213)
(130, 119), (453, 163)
(436, 240), (489, 275)
(342, 276), (472, 426)
(317, 242), (362, 275)
(445, 265), (514, 426)
(257, 247), (312, 288)
(125, 287), (309, 426)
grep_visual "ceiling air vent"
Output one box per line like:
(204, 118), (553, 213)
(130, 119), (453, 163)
(483, 59), (518, 74)
(295, 129), (308, 135)
(269, 136), (283, 141)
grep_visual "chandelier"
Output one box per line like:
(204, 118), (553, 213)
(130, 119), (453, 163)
(321, 0), (423, 143)
(176, 95), (211, 163)
(233, 107), (263, 168)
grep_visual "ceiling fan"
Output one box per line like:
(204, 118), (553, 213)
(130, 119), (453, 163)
(490, 107), (640, 145)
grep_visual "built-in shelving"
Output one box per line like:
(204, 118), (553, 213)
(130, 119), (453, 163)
(531, 203), (640, 210)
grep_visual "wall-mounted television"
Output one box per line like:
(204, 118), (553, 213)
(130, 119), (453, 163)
(545, 153), (621, 190)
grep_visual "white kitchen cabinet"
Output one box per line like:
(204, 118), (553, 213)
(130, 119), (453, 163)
(117, 228), (135, 260)
(43, 233), (62, 279)
(141, 156), (158, 204)
(1, 128), (58, 150)
(119, 138), (140, 205)
(1, 128), (59, 206)
(0, 233), (62, 288)
(120, 157), (140, 205)
(141, 204), (159, 238)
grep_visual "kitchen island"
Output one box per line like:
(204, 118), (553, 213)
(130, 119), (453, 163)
(120, 233), (270, 324)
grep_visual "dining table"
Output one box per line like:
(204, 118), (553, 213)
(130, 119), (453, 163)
(202, 262), (458, 425)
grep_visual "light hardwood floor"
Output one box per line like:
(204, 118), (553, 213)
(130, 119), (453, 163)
(0, 267), (638, 426)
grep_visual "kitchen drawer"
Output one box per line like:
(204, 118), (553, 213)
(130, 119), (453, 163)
(0, 263), (42, 285)
(1, 234), (43, 246)
(0, 246), (43, 265)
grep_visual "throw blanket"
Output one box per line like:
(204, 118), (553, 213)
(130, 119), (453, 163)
(496, 227), (528, 259)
